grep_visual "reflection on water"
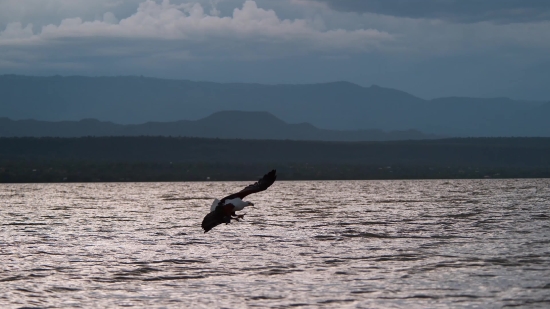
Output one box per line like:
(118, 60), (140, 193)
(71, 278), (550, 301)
(1, 179), (549, 308)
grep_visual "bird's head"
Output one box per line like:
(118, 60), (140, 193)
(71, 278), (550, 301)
(246, 201), (255, 207)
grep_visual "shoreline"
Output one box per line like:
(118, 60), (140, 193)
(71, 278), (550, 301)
(2, 136), (550, 183)
(2, 162), (549, 183)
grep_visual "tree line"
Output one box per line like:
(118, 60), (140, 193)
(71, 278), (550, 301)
(1, 136), (550, 182)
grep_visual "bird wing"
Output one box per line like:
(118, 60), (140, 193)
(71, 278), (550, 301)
(220, 169), (277, 202)
(202, 204), (235, 233)
(210, 198), (221, 212)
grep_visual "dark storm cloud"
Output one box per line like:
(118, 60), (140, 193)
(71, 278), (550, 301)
(313, 0), (550, 23)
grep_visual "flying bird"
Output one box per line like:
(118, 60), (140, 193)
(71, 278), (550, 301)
(201, 170), (277, 233)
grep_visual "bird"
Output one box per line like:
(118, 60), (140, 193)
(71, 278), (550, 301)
(201, 169), (277, 233)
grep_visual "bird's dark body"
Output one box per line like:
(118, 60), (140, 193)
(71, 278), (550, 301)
(201, 204), (234, 233)
(201, 170), (277, 233)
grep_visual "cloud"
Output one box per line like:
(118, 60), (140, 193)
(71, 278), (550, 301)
(1, 1), (549, 61)
(0, 0), (549, 102)
(0, 1), (391, 53)
(0, 0), (143, 28)
(310, 0), (550, 24)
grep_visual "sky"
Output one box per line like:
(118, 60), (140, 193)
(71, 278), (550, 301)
(0, 0), (549, 100)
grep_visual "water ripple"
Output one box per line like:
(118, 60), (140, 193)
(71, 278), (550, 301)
(1, 179), (549, 308)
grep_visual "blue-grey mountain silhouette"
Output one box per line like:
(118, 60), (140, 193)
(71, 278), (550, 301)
(0, 75), (548, 137)
(0, 111), (437, 141)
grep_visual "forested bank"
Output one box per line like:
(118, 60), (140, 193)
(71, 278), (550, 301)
(2, 136), (550, 182)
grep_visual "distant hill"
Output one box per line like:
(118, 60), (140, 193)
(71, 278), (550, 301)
(0, 75), (548, 136)
(0, 111), (437, 141)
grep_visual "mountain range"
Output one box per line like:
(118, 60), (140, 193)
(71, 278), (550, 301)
(1, 75), (549, 137)
(0, 111), (437, 141)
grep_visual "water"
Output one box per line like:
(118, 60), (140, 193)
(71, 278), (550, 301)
(1, 179), (549, 308)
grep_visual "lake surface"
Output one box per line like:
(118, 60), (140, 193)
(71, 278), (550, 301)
(1, 179), (549, 308)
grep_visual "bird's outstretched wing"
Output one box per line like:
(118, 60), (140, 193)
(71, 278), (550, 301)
(221, 169), (277, 202)
(202, 204), (234, 233)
